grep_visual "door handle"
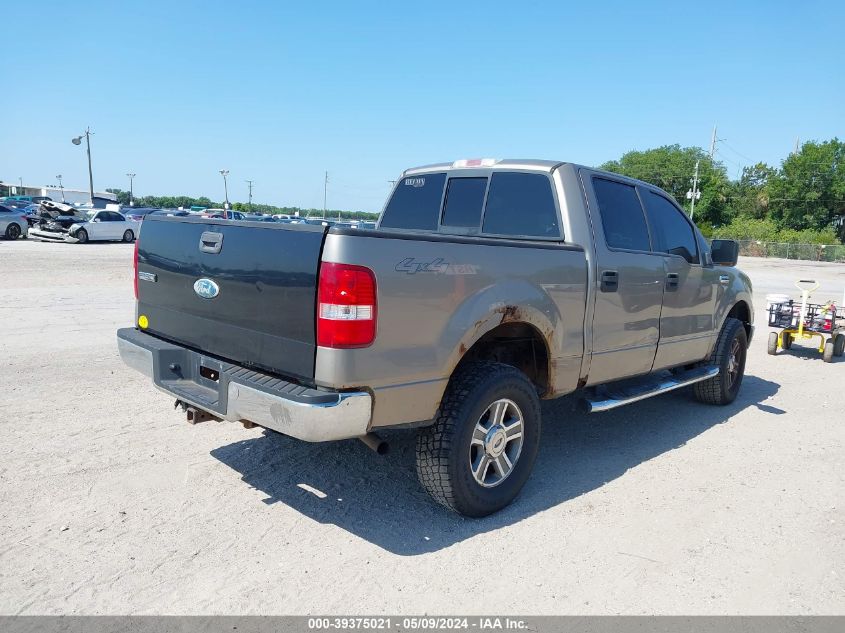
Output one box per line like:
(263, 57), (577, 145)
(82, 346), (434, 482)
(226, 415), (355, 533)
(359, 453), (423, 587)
(199, 231), (224, 254)
(600, 270), (618, 292)
(666, 272), (679, 291)
(719, 275), (730, 285)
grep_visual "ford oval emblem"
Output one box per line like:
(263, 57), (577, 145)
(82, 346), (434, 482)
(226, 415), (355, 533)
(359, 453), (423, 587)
(193, 278), (220, 299)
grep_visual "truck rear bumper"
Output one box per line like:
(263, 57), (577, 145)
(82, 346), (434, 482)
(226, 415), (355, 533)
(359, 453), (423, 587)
(116, 328), (372, 442)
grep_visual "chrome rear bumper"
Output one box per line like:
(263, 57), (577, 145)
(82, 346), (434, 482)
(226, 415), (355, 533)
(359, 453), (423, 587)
(117, 328), (372, 442)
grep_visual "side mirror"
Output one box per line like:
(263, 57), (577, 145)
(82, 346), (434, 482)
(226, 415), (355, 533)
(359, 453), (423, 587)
(92, 218), (101, 223)
(711, 239), (739, 266)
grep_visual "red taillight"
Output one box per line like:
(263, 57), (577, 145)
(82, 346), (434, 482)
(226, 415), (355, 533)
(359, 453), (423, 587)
(317, 262), (377, 348)
(133, 239), (139, 299)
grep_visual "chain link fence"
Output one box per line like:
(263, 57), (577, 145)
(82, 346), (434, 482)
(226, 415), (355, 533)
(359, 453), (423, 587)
(729, 240), (845, 262)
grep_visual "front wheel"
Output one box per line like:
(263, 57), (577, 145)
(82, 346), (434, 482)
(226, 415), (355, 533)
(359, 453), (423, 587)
(75, 228), (89, 244)
(694, 317), (748, 405)
(767, 331), (779, 355)
(416, 361), (541, 517)
(5, 222), (21, 240)
(122, 229), (134, 242)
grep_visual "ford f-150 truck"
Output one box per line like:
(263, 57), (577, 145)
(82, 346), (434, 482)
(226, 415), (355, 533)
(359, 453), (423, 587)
(117, 159), (753, 517)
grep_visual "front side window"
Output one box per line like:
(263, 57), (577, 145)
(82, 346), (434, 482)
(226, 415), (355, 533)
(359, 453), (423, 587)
(380, 173), (446, 231)
(592, 178), (651, 251)
(441, 177), (488, 228)
(643, 192), (699, 263)
(482, 172), (559, 237)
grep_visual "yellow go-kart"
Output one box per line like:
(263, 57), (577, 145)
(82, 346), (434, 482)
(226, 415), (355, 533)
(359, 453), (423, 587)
(767, 280), (845, 363)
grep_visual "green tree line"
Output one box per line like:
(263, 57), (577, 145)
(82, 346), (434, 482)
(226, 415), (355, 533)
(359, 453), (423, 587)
(600, 138), (845, 244)
(103, 189), (379, 221)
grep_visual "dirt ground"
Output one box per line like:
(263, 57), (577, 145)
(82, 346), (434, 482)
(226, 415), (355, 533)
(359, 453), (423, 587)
(1, 240), (843, 615)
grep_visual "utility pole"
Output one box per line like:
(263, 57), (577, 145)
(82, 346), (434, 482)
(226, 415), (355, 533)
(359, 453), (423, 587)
(709, 125), (718, 160)
(323, 171), (328, 219)
(686, 160), (701, 220)
(71, 127), (94, 204)
(246, 179), (254, 212)
(126, 173), (136, 206)
(219, 169), (230, 213)
(18, 177), (23, 194)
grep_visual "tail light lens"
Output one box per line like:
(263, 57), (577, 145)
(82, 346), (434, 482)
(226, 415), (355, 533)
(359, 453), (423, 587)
(317, 262), (377, 348)
(133, 239), (139, 299)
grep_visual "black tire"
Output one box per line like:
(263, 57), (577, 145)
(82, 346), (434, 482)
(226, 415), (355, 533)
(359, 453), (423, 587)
(834, 333), (845, 357)
(694, 317), (748, 405)
(782, 332), (793, 350)
(416, 361), (541, 517)
(767, 331), (778, 355)
(823, 340), (834, 363)
(5, 222), (21, 240)
(75, 228), (88, 244)
(122, 229), (134, 243)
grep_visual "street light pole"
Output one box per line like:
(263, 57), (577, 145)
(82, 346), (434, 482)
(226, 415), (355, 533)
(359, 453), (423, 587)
(126, 173), (136, 206)
(56, 175), (65, 202)
(219, 170), (230, 215)
(72, 127), (95, 204)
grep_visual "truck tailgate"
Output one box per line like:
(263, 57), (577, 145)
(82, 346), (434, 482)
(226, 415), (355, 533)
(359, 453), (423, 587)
(136, 216), (326, 381)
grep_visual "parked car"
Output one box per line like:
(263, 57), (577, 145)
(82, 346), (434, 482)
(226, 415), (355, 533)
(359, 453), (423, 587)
(68, 210), (139, 243)
(123, 208), (161, 222)
(30, 209), (139, 243)
(200, 209), (246, 220)
(0, 205), (28, 239)
(118, 158), (753, 517)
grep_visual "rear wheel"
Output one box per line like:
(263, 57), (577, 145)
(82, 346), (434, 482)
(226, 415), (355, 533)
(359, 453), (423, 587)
(75, 228), (89, 244)
(823, 340), (835, 363)
(5, 222), (21, 240)
(834, 333), (845, 357)
(694, 317), (748, 405)
(767, 331), (779, 355)
(416, 361), (541, 517)
(122, 229), (134, 242)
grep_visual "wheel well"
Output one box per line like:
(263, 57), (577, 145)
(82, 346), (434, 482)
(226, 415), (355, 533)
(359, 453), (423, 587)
(457, 322), (550, 395)
(728, 301), (752, 338)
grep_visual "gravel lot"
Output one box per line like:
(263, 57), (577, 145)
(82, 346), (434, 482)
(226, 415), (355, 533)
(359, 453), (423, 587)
(1, 239), (843, 615)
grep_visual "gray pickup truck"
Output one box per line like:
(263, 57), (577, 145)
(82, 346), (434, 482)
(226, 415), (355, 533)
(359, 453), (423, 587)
(117, 159), (753, 516)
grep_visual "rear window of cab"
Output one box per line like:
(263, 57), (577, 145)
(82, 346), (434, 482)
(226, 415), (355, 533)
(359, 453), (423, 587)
(380, 171), (560, 239)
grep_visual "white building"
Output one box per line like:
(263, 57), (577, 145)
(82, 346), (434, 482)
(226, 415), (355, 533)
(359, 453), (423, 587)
(1, 181), (117, 206)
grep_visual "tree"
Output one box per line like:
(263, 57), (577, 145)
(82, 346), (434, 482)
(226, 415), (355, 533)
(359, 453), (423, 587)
(725, 162), (777, 220)
(105, 188), (131, 205)
(767, 139), (845, 233)
(599, 145), (733, 226)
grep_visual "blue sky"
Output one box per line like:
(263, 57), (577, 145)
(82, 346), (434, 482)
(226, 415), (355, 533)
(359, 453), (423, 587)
(3, 1), (843, 212)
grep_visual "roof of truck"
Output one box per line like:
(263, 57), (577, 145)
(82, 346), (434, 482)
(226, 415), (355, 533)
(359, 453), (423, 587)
(403, 159), (567, 175)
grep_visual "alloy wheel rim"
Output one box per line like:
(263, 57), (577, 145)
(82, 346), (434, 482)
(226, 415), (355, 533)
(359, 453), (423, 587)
(469, 398), (524, 488)
(727, 338), (742, 387)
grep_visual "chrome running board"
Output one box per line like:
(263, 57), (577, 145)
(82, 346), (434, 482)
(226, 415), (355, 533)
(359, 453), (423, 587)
(584, 366), (719, 413)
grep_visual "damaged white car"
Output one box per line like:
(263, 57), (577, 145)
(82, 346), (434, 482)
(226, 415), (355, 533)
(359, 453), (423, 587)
(30, 209), (139, 243)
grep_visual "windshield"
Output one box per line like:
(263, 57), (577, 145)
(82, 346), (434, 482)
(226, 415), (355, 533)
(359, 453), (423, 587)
(82, 211), (97, 221)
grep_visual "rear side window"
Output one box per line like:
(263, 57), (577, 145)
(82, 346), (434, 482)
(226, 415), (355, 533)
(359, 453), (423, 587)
(643, 192), (699, 263)
(592, 178), (651, 251)
(441, 177), (488, 228)
(380, 173), (446, 231)
(483, 172), (559, 237)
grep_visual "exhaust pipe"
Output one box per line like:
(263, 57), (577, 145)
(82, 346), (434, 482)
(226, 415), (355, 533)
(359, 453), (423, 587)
(359, 433), (389, 455)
